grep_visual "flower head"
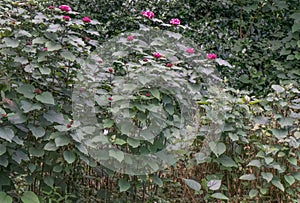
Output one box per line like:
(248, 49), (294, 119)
(143, 58), (148, 62)
(34, 88), (42, 94)
(85, 37), (91, 41)
(108, 68), (114, 73)
(48, 5), (54, 10)
(170, 18), (180, 25)
(62, 16), (71, 21)
(127, 35), (134, 41)
(59, 5), (71, 12)
(142, 10), (155, 19)
(206, 53), (217, 60)
(108, 97), (113, 101)
(145, 93), (151, 97)
(82, 16), (91, 23)
(153, 52), (162, 59)
(186, 47), (195, 54)
(166, 63), (173, 67)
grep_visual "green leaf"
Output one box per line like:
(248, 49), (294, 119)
(183, 178), (201, 191)
(103, 119), (114, 128)
(209, 142), (226, 157)
(44, 141), (58, 151)
(109, 150), (124, 162)
(149, 88), (160, 100)
(195, 152), (209, 164)
(278, 117), (294, 127)
(14, 56), (29, 65)
(216, 155), (237, 168)
(32, 37), (47, 44)
(0, 192), (12, 203)
(45, 41), (62, 52)
(36, 92), (55, 105)
(0, 157), (8, 167)
(114, 138), (126, 145)
(152, 175), (163, 187)
(43, 110), (65, 124)
(28, 125), (45, 138)
(21, 191), (40, 203)
(292, 22), (300, 33)
(39, 67), (51, 75)
(290, 12), (300, 20)
(43, 176), (54, 187)
(239, 174), (256, 181)
(3, 38), (19, 48)
(211, 192), (229, 200)
(247, 159), (261, 168)
(293, 172), (300, 181)
(29, 147), (44, 157)
(165, 104), (174, 115)
(127, 137), (140, 148)
(215, 58), (233, 68)
(0, 127), (15, 142)
(271, 129), (288, 139)
(261, 172), (273, 183)
(207, 180), (221, 191)
(63, 151), (76, 164)
(60, 50), (75, 62)
(249, 189), (258, 198)
(118, 179), (130, 192)
(264, 157), (274, 165)
(8, 113), (27, 124)
(271, 85), (284, 93)
(0, 144), (6, 156)
(287, 157), (298, 166)
(20, 100), (42, 113)
(17, 84), (35, 99)
(55, 136), (70, 147)
(271, 178), (284, 192)
(284, 175), (295, 186)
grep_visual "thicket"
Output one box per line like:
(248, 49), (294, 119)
(0, 0), (299, 202)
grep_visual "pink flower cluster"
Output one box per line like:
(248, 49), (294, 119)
(82, 17), (91, 23)
(62, 16), (71, 21)
(186, 47), (195, 54)
(127, 35), (134, 41)
(153, 52), (162, 58)
(170, 18), (180, 25)
(59, 5), (71, 12)
(206, 53), (217, 60)
(142, 10), (155, 19)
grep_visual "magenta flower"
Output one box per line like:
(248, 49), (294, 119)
(108, 68), (114, 73)
(206, 53), (217, 60)
(145, 93), (151, 97)
(127, 35), (134, 41)
(59, 5), (71, 12)
(170, 18), (180, 25)
(82, 17), (91, 23)
(48, 5), (54, 10)
(62, 16), (71, 21)
(142, 10), (155, 19)
(186, 47), (195, 54)
(143, 58), (148, 62)
(153, 52), (162, 58)
(166, 63), (173, 67)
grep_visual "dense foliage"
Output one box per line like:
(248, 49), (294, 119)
(0, 0), (299, 202)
